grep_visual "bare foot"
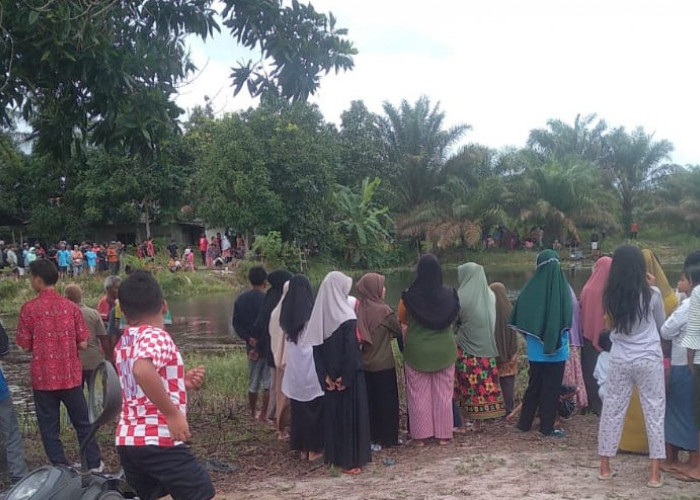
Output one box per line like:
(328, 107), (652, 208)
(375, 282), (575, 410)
(342, 467), (362, 475)
(308, 451), (323, 462)
(413, 439), (425, 447)
(660, 460), (681, 473)
(438, 439), (450, 446)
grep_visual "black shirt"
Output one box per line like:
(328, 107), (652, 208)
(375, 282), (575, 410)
(232, 289), (265, 352)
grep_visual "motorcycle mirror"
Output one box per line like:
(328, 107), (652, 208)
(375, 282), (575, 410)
(87, 360), (122, 426)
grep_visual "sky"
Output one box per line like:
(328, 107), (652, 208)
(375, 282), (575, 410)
(177, 0), (700, 165)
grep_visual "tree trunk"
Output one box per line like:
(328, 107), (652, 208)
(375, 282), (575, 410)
(144, 201), (151, 240)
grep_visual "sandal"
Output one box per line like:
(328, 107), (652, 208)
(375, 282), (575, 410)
(646, 478), (663, 488)
(597, 472), (616, 481)
(540, 429), (566, 438)
(342, 467), (362, 475)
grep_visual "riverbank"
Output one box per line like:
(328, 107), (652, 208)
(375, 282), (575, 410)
(0, 268), (242, 318)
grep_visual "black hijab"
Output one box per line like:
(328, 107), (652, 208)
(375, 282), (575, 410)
(254, 269), (292, 365)
(280, 274), (315, 344)
(401, 254), (460, 330)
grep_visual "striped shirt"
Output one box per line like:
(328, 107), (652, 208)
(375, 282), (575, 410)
(681, 286), (700, 364)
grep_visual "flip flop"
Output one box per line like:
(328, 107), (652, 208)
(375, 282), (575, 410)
(342, 467), (362, 475)
(646, 478), (664, 488)
(672, 471), (700, 482)
(598, 472), (616, 481)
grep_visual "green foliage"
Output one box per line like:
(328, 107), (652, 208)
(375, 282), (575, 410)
(334, 177), (393, 267)
(223, 0), (357, 101)
(379, 96), (470, 210)
(602, 126), (674, 230)
(251, 231), (298, 270)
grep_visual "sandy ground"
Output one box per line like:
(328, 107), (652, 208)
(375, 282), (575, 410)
(212, 415), (700, 500)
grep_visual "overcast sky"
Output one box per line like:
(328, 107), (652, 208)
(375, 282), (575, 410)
(177, 0), (700, 165)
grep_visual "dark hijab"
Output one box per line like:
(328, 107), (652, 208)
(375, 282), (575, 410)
(401, 254), (460, 330)
(254, 269), (293, 365)
(280, 274), (315, 344)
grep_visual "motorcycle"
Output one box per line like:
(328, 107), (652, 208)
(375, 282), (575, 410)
(5, 361), (136, 499)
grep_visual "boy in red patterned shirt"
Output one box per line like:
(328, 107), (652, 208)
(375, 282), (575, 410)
(114, 270), (214, 500)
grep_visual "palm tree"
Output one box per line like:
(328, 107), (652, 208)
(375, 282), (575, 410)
(516, 163), (617, 244)
(649, 165), (700, 233)
(528, 113), (607, 165)
(602, 126), (674, 231)
(379, 96), (470, 210)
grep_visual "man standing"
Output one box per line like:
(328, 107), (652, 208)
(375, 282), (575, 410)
(0, 321), (28, 484)
(64, 284), (108, 387)
(232, 266), (269, 421)
(630, 221), (639, 240)
(16, 260), (103, 471)
(166, 240), (179, 259)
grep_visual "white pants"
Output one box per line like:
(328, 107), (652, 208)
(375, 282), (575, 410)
(598, 357), (666, 459)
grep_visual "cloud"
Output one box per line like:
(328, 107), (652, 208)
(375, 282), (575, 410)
(176, 0), (700, 164)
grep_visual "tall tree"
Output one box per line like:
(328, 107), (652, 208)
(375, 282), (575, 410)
(602, 127), (674, 230)
(337, 100), (388, 187)
(379, 96), (469, 210)
(527, 113), (607, 165)
(1, 0), (355, 159)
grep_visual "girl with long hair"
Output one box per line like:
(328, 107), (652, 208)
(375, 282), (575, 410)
(598, 245), (666, 488)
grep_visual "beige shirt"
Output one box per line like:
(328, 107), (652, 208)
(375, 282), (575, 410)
(79, 305), (107, 371)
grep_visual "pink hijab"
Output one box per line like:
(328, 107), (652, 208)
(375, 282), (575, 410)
(580, 256), (612, 349)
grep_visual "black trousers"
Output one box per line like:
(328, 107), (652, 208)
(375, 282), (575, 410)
(582, 338), (602, 415)
(117, 445), (214, 500)
(365, 368), (399, 446)
(517, 361), (565, 435)
(33, 387), (101, 469)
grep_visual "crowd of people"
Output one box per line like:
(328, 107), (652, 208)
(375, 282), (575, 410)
(0, 240), (125, 278)
(4, 239), (700, 496)
(232, 245), (700, 488)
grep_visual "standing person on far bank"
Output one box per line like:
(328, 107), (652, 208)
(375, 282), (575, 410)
(198, 234), (208, 266)
(233, 266), (270, 421)
(16, 260), (103, 471)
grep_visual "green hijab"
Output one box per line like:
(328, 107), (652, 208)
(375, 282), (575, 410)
(508, 250), (572, 354)
(456, 263), (497, 358)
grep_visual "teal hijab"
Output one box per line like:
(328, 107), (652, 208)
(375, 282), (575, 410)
(456, 263), (497, 358)
(509, 250), (572, 354)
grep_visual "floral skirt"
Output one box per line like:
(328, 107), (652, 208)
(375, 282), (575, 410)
(454, 347), (505, 420)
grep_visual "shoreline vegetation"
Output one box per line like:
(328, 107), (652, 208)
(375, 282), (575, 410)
(0, 232), (695, 319)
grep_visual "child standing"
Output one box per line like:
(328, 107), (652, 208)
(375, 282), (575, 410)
(659, 267), (700, 473)
(114, 270), (214, 500)
(598, 245), (666, 488)
(593, 331), (612, 401)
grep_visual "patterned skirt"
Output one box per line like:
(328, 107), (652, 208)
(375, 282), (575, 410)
(454, 347), (505, 420)
(562, 346), (589, 410)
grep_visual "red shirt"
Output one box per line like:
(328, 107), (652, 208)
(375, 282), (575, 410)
(114, 325), (186, 447)
(198, 237), (208, 252)
(97, 295), (115, 323)
(16, 289), (90, 391)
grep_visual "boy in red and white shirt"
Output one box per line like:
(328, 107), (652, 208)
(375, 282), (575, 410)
(114, 270), (214, 500)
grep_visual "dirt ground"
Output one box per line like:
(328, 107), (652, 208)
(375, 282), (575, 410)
(210, 415), (700, 500)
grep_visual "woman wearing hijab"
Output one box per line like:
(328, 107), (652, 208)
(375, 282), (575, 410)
(270, 280), (291, 439)
(490, 282), (519, 415)
(399, 254), (460, 446)
(454, 263), (505, 431)
(562, 288), (588, 410)
(580, 256), (612, 415)
(357, 273), (402, 448)
(253, 269), (293, 424)
(509, 250), (572, 438)
(307, 271), (371, 474)
(280, 275), (324, 463)
(643, 249), (679, 317)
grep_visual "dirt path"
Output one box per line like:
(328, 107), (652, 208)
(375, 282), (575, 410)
(213, 415), (700, 499)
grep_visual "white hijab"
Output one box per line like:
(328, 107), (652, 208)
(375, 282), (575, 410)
(303, 271), (356, 346)
(269, 281), (289, 368)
